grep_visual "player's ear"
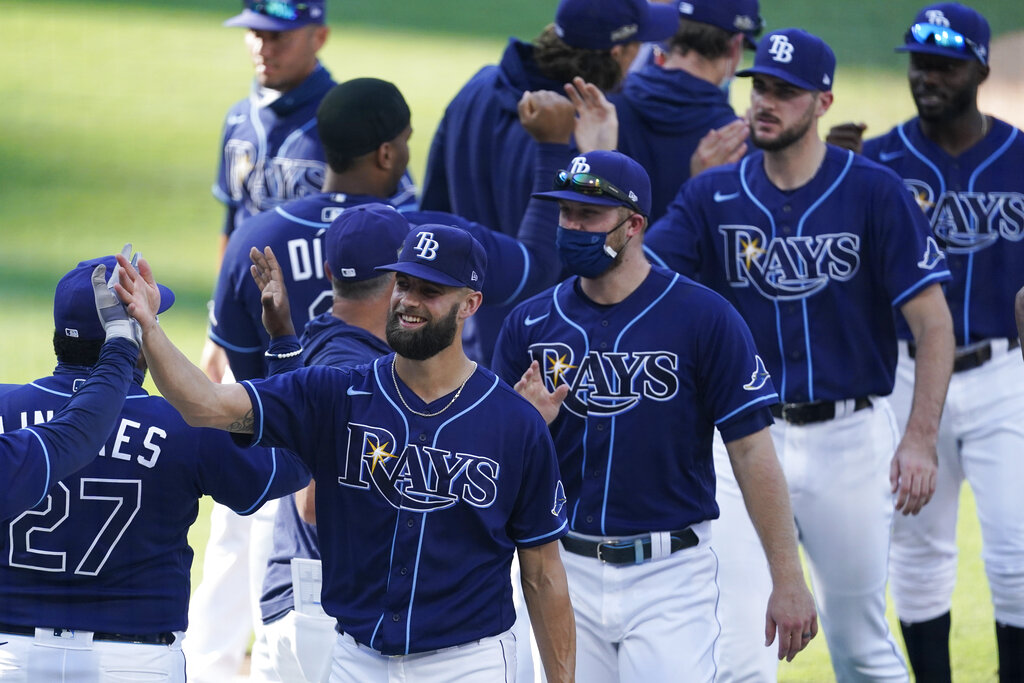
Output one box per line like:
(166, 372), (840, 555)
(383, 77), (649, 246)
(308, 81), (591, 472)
(976, 62), (990, 85)
(459, 290), (483, 320)
(312, 25), (329, 50)
(324, 261), (334, 284)
(377, 141), (395, 171)
(815, 91), (834, 117)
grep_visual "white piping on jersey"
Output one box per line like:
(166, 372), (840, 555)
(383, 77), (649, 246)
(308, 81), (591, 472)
(25, 427), (51, 510)
(279, 118), (317, 157)
(551, 281), (591, 531)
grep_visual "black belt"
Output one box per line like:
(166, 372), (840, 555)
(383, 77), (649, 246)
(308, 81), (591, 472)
(560, 529), (698, 565)
(0, 622), (175, 645)
(908, 338), (1020, 373)
(770, 397), (872, 425)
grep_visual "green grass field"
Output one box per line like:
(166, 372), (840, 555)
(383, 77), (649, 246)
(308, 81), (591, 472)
(1, 1), (1020, 680)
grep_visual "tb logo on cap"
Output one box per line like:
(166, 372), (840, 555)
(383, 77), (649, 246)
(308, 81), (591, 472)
(568, 156), (591, 174)
(925, 9), (950, 26)
(413, 231), (440, 261)
(768, 34), (795, 63)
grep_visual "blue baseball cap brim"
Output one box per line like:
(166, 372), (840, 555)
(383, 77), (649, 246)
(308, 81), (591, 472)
(375, 262), (468, 289)
(224, 9), (320, 32)
(735, 64), (822, 92)
(531, 190), (627, 208)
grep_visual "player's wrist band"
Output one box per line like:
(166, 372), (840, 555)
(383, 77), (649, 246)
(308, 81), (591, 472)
(265, 347), (303, 359)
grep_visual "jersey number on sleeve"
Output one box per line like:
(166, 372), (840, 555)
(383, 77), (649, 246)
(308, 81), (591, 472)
(8, 478), (142, 576)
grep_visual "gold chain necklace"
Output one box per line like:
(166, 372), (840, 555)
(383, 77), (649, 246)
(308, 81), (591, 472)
(390, 358), (476, 418)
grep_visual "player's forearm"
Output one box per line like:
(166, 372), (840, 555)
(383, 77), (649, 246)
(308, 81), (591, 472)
(727, 429), (802, 581)
(141, 321), (251, 431)
(520, 543), (576, 683)
(901, 286), (954, 444)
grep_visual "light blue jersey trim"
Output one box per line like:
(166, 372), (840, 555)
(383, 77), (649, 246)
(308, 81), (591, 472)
(212, 184), (234, 205)
(25, 428), (51, 510)
(961, 127), (1018, 341)
(405, 514), (429, 654)
(795, 150), (854, 401)
(497, 242), (531, 307)
(28, 383), (73, 398)
(209, 331), (263, 353)
(236, 448), (278, 515)
(279, 118), (318, 156)
(552, 281), (590, 530)
(892, 271), (950, 308)
(600, 274), (678, 533)
(516, 519), (568, 545)
(898, 123), (946, 196)
(274, 205), (331, 228)
(369, 613), (386, 651)
(242, 380), (265, 444)
(643, 244), (668, 268)
(716, 393), (778, 424)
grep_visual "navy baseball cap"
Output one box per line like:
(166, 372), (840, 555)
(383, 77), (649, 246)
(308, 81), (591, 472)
(896, 3), (989, 65)
(533, 151), (652, 217)
(677, 0), (763, 48)
(224, 1), (325, 32)
(737, 28), (836, 92)
(554, 0), (679, 50)
(326, 204), (410, 282)
(376, 226), (487, 292)
(54, 256), (175, 341)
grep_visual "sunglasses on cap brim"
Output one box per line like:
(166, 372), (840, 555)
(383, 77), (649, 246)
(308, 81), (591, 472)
(906, 23), (986, 64)
(554, 171), (644, 215)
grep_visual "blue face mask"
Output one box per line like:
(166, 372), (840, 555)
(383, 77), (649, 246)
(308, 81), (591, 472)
(556, 218), (629, 278)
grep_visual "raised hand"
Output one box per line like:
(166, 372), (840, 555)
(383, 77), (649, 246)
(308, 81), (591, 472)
(564, 76), (618, 153)
(518, 89), (576, 145)
(250, 246), (296, 339)
(514, 360), (569, 426)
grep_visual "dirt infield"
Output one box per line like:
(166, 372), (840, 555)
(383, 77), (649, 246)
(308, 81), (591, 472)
(979, 31), (1024, 128)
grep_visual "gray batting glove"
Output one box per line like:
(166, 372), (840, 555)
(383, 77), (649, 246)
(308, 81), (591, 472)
(92, 244), (142, 347)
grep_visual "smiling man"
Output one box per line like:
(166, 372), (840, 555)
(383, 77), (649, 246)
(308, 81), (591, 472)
(113, 230), (575, 683)
(646, 28), (955, 682)
(828, 5), (1024, 681)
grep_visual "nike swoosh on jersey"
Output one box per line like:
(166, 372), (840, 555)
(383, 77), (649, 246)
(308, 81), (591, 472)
(347, 387), (372, 396)
(713, 191), (741, 203)
(879, 150), (905, 161)
(524, 313), (549, 326)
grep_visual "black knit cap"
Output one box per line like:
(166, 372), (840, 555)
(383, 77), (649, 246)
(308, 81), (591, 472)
(317, 78), (411, 158)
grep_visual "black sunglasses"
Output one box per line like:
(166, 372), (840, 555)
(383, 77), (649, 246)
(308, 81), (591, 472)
(554, 171), (643, 215)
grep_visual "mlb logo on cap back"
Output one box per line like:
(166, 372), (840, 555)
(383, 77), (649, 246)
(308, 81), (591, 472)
(554, 0), (679, 50)
(736, 28), (836, 91)
(895, 2), (989, 64)
(224, 0), (326, 32)
(376, 225), (487, 292)
(325, 203), (409, 282)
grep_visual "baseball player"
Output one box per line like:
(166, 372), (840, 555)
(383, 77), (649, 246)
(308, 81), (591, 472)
(492, 149), (817, 682)
(645, 29), (956, 682)
(0, 259), (138, 522)
(114, 228), (575, 683)
(827, 5), (1024, 680)
(0, 254), (310, 682)
(611, 0), (762, 221)
(254, 205), (408, 683)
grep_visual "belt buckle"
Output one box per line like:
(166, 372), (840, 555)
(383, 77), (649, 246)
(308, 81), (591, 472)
(595, 541), (609, 563)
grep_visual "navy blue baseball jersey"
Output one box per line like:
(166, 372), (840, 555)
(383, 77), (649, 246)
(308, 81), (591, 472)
(237, 356), (567, 655)
(260, 314), (391, 625)
(492, 266), (778, 537)
(646, 146), (953, 402)
(213, 162), (563, 378)
(420, 39), (574, 236)
(0, 363), (310, 634)
(213, 63), (416, 236)
(0, 339), (136, 522)
(612, 64), (741, 221)
(863, 117), (1024, 345)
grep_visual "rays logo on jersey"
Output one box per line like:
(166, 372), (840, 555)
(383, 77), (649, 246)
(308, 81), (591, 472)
(719, 225), (860, 300)
(743, 355), (771, 391)
(527, 343), (678, 418)
(338, 423), (499, 511)
(902, 180), (1024, 253)
(551, 480), (567, 516)
(224, 139), (325, 212)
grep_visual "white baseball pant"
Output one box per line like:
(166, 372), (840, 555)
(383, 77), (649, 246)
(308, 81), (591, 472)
(889, 340), (1024, 628)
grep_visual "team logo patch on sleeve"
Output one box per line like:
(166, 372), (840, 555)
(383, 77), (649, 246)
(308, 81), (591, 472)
(551, 480), (567, 516)
(743, 355), (771, 391)
(917, 237), (946, 270)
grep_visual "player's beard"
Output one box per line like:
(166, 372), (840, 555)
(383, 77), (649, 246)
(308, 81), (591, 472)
(750, 98), (817, 152)
(914, 82), (977, 124)
(386, 301), (460, 361)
